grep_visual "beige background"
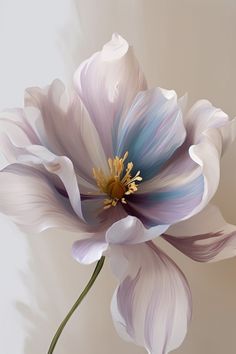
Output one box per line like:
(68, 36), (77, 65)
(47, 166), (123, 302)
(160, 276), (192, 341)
(0, 1), (236, 353)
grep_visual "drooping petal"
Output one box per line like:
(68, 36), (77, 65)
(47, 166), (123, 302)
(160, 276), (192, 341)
(163, 204), (236, 262)
(109, 241), (191, 354)
(0, 164), (84, 233)
(72, 233), (108, 265)
(25, 79), (109, 184)
(106, 215), (169, 244)
(74, 33), (147, 156)
(115, 88), (186, 181)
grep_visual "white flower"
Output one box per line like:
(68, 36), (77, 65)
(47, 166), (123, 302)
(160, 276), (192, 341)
(0, 34), (236, 354)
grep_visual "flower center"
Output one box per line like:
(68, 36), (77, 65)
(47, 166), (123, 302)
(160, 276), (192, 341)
(93, 151), (142, 209)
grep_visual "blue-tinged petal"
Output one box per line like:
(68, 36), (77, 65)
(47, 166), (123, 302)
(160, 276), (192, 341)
(110, 241), (192, 354)
(136, 100), (236, 225)
(126, 174), (204, 227)
(74, 33), (147, 157)
(115, 88), (186, 181)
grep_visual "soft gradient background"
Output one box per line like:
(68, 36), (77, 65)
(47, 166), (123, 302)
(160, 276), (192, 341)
(0, 1), (236, 353)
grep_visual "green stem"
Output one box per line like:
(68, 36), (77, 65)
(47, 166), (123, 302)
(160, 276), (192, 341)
(47, 256), (105, 354)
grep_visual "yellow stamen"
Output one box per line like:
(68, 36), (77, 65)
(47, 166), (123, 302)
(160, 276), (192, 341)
(93, 151), (142, 209)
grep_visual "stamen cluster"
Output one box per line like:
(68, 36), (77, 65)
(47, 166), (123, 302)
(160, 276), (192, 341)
(93, 152), (142, 209)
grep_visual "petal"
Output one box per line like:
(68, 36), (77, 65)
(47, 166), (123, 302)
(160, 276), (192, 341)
(134, 101), (236, 226)
(25, 79), (109, 184)
(12, 144), (84, 220)
(115, 88), (186, 181)
(127, 174), (204, 227)
(0, 108), (40, 162)
(109, 241), (191, 354)
(74, 33), (147, 156)
(178, 93), (188, 114)
(137, 99), (229, 195)
(164, 204), (236, 262)
(183, 100), (236, 213)
(81, 197), (106, 225)
(188, 126), (235, 215)
(106, 215), (169, 244)
(0, 164), (84, 233)
(0, 125), (96, 196)
(185, 99), (229, 144)
(72, 233), (108, 265)
(1, 124), (126, 229)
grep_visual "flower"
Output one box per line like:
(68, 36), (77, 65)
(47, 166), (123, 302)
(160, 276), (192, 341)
(0, 33), (236, 354)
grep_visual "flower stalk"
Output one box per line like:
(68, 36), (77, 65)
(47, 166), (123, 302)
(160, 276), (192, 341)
(47, 256), (105, 354)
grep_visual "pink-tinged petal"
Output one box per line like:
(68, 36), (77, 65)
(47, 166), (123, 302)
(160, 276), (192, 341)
(1, 135), (113, 228)
(72, 233), (108, 265)
(12, 144), (84, 221)
(1, 130), (124, 228)
(0, 108), (40, 162)
(25, 79), (109, 184)
(163, 204), (236, 262)
(115, 88), (186, 181)
(0, 128), (96, 196)
(74, 33), (147, 156)
(109, 241), (191, 354)
(0, 136), (85, 221)
(0, 164), (84, 233)
(106, 215), (169, 244)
